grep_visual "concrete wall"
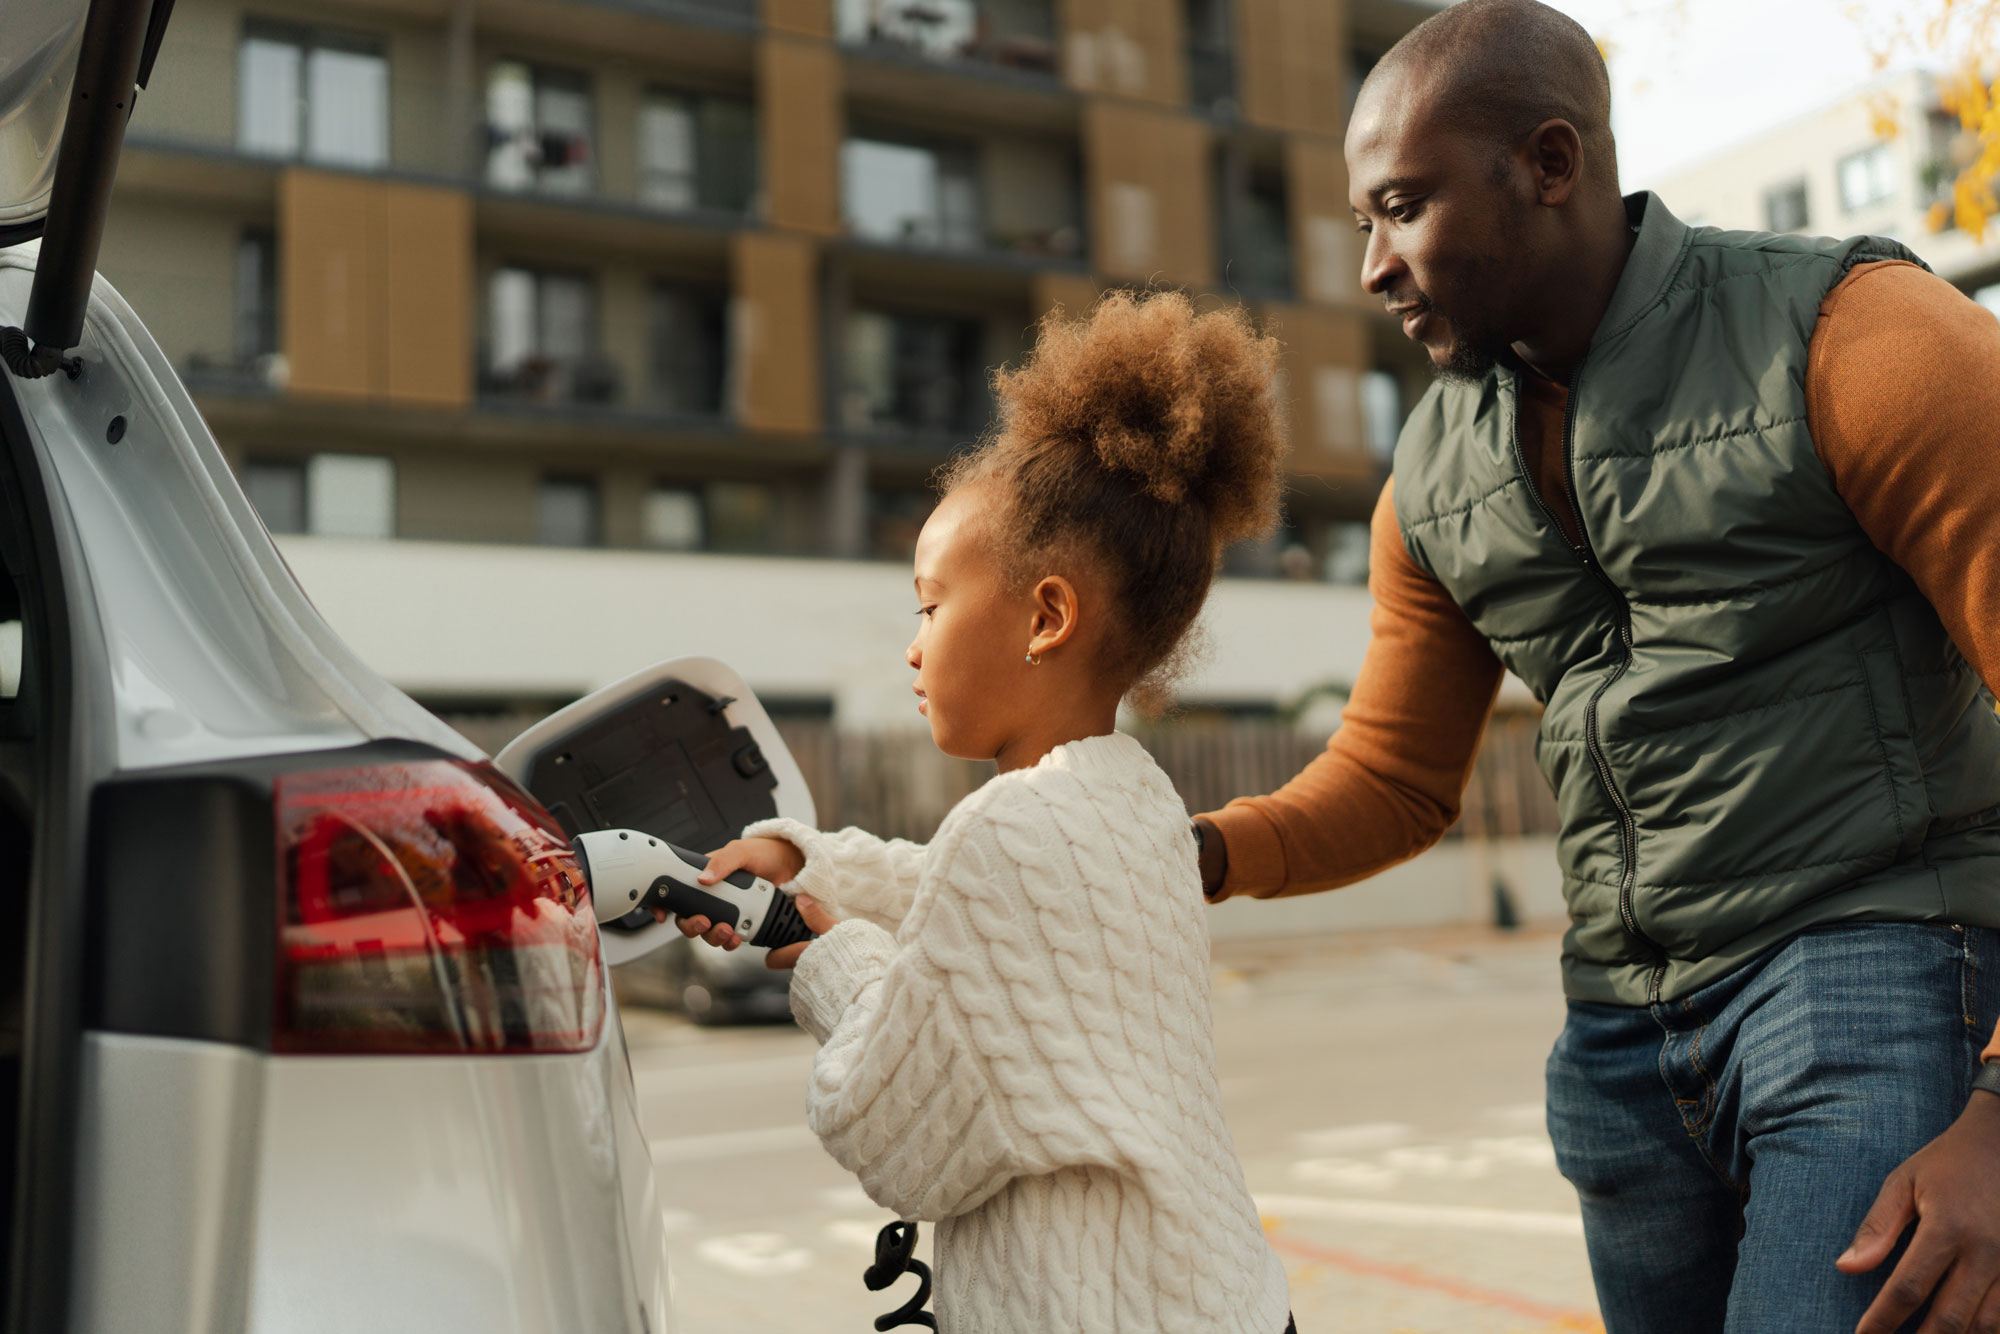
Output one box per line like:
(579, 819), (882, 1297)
(275, 535), (1383, 722)
(98, 201), (242, 369)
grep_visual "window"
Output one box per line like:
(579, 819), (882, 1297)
(1185, 0), (1235, 112)
(842, 136), (980, 250)
(242, 454), (395, 538)
(842, 308), (989, 436)
(706, 482), (777, 553)
(1217, 146), (1291, 297)
(1838, 143), (1897, 213)
(1360, 370), (1403, 461)
(1764, 179), (1810, 233)
(486, 61), (593, 196)
(1323, 522), (1370, 585)
(1, 562), (24, 701)
(869, 489), (934, 561)
(484, 267), (617, 404)
(237, 21), (388, 168)
(834, 0), (1056, 72)
(638, 91), (757, 215)
(642, 487), (705, 550)
(536, 476), (600, 547)
(649, 281), (728, 417)
(234, 229), (278, 364)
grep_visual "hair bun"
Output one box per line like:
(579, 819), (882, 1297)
(994, 291), (1285, 548)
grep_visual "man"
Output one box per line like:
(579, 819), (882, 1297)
(1193, 2), (2000, 1330)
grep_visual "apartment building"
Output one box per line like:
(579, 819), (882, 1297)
(1657, 69), (2000, 302)
(95, 0), (1439, 724)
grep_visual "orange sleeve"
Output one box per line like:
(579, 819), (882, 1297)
(1806, 260), (2000, 1063)
(1199, 480), (1504, 900)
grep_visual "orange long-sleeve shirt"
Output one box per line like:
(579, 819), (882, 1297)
(1205, 261), (2000, 1043)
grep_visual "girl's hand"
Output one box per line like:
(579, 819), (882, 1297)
(668, 837), (809, 950)
(765, 894), (837, 971)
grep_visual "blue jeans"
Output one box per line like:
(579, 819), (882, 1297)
(1546, 923), (2000, 1334)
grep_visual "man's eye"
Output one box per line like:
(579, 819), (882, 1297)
(1387, 202), (1418, 223)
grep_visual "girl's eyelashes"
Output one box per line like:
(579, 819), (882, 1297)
(915, 605), (937, 619)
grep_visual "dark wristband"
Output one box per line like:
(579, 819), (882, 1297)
(1974, 1061), (2000, 1103)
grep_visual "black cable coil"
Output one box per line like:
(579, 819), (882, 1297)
(864, 1220), (937, 1331)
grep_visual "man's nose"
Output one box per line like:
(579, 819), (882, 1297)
(1360, 227), (1404, 296)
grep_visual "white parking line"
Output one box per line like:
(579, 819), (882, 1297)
(1255, 1193), (1584, 1237)
(649, 1123), (821, 1163)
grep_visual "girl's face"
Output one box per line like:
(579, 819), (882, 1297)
(906, 485), (1039, 761)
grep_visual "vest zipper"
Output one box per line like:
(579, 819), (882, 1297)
(1509, 361), (1666, 1003)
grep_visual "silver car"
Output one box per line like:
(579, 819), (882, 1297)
(0, 2), (755, 1328)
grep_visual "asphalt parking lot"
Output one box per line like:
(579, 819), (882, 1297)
(621, 924), (1604, 1334)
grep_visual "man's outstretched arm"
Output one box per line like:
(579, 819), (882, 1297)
(1196, 480), (1504, 900)
(1809, 260), (2000, 1334)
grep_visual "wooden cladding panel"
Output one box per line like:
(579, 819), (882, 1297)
(1287, 136), (1359, 307)
(1061, 0), (1186, 106)
(732, 231), (821, 434)
(1084, 103), (1213, 288)
(1265, 301), (1376, 479)
(282, 172), (382, 400)
(1237, 0), (1349, 136)
(281, 169), (472, 407)
(383, 185), (473, 408)
(1031, 271), (1102, 322)
(760, 37), (842, 235)
(762, 0), (832, 38)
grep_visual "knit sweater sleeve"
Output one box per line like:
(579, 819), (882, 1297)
(742, 817), (928, 932)
(784, 786), (1053, 1222)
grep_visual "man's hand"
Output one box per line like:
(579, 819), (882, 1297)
(662, 836), (809, 951)
(1195, 816), (1228, 899)
(1840, 1090), (2000, 1333)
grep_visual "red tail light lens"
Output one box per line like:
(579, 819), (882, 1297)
(274, 760), (604, 1055)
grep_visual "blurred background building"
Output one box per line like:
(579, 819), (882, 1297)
(1658, 68), (2000, 306)
(97, 0), (1446, 734)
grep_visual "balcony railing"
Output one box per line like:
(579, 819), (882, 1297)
(1188, 42), (1237, 115)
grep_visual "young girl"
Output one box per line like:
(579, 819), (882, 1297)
(685, 291), (1294, 1332)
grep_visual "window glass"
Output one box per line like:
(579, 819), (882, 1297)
(243, 459), (307, 534)
(638, 94), (697, 211)
(706, 482), (776, 553)
(306, 42), (388, 168)
(1838, 143), (1896, 213)
(1323, 521), (1370, 585)
(238, 24), (385, 167)
(649, 282), (728, 416)
(1360, 370), (1403, 461)
(307, 454), (395, 539)
(843, 137), (980, 249)
(0, 559), (21, 700)
(485, 268), (607, 403)
(841, 308), (987, 434)
(486, 61), (593, 194)
(238, 34), (303, 157)
(696, 98), (758, 214)
(642, 487), (705, 550)
(536, 477), (601, 547)
(1764, 180), (1809, 233)
(235, 229), (278, 364)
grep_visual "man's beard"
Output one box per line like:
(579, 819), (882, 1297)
(1412, 296), (1508, 384)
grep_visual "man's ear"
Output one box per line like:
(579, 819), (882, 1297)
(1527, 117), (1584, 206)
(1026, 575), (1081, 658)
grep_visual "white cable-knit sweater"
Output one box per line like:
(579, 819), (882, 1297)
(746, 731), (1291, 1334)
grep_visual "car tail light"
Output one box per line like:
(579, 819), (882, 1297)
(273, 760), (604, 1055)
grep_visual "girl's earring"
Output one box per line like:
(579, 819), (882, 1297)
(1025, 652), (1041, 666)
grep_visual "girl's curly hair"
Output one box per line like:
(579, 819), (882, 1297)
(940, 290), (1286, 712)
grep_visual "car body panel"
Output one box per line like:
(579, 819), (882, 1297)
(2, 243), (675, 1329)
(0, 244), (476, 773)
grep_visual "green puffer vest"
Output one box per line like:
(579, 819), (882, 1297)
(1393, 192), (2000, 1007)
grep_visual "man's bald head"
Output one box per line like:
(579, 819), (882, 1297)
(1366, 0), (1617, 189)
